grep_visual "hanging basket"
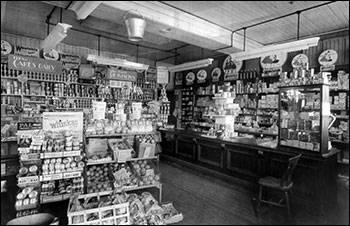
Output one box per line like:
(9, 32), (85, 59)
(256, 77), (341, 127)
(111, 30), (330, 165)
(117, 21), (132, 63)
(124, 10), (146, 42)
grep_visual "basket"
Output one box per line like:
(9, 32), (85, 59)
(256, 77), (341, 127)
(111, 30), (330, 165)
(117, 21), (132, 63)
(67, 192), (130, 225)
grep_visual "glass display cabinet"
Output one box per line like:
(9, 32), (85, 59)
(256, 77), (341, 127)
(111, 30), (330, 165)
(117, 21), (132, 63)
(278, 84), (335, 156)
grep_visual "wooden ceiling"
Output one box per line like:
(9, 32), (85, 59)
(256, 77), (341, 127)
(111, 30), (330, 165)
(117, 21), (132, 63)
(2, 1), (349, 64)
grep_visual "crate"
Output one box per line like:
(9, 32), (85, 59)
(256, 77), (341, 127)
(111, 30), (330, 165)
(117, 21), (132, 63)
(67, 192), (130, 225)
(108, 138), (134, 162)
(134, 141), (156, 158)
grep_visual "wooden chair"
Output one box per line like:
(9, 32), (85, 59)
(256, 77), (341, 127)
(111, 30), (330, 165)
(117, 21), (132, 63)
(255, 154), (302, 218)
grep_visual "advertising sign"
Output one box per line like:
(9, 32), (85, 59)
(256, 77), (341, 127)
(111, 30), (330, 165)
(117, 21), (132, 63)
(260, 52), (287, 69)
(157, 66), (169, 84)
(92, 101), (106, 120)
(42, 112), (84, 142)
(14, 45), (39, 58)
(8, 54), (63, 74)
(60, 53), (81, 69)
(318, 49), (338, 71)
(175, 72), (183, 85)
(223, 56), (242, 81)
(211, 68), (221, 82)
(185, 72), (195, 85)
(196, 70), (207, 83)
(292, 54), (309, 69)
(107, 68), (137, 81)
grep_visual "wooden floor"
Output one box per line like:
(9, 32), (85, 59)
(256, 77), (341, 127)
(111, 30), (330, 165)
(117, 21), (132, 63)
(159, 159), (349, 225)
(1, 159), (349, 225)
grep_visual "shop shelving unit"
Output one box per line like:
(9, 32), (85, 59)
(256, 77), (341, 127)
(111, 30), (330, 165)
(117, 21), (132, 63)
(83, 132), (162, 202)
(278, 83), (332, 156)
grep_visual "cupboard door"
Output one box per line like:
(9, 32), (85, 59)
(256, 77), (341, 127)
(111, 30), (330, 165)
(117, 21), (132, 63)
(226, 145), (259, 179)
(197, 140), (223, 168)
(176, 135), (196, 160)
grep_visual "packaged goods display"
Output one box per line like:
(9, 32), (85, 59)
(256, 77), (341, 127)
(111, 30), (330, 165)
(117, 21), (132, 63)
(67, 191), (130, 225)
(86, 164), (114, 193)
(130, 160), (160, 187)
(15, 185), (40, 211)
(85, 119), (154, 136)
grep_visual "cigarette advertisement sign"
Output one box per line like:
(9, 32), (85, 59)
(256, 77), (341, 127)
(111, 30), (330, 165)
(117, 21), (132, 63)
(43, 112), (84, 142)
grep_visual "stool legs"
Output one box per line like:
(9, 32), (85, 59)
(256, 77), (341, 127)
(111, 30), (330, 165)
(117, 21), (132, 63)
(284, 191), (291, 218)
(257, 185), (263, 215)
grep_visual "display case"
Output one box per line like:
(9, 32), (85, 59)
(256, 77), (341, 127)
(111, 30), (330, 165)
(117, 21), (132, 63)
(278, 83), (334, 156)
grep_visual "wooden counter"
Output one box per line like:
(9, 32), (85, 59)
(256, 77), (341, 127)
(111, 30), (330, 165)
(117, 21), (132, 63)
(159, 128), (339, 214)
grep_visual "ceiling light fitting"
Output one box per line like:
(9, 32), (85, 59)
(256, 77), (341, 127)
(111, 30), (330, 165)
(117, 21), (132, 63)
(68, 1), (102, 20)
(86, 54), (149, 71)
(230, 37), (320, 61)
(41, 23), (72, 52)
(168, 58), (214, 72)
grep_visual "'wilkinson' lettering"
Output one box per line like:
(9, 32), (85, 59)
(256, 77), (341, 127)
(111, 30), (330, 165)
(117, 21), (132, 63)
(49, 119), (78, 129)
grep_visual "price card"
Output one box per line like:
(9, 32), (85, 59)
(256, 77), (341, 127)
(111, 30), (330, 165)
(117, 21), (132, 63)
(64, 171), (81, 179)
(18, 176), (39, 185)
(63, 151), (81, 157)
(42, 152), (63, 159)
(18, 148), (30, 154)
(145, 168), (155, 177)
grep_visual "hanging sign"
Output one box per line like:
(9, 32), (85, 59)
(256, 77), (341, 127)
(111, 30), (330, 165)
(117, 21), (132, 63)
(211, 68), (221, 82)
(291, 54), (309, 69)
(60, 53), (81, 69)
(92, 101), (106, 120)
(43, 49), (60, 61)
(196, 70), (207, 83)
(185, 72), (195, 85)
(42, 112), (84, 142)
(8, 54), (63, 74)
(157, 66), (169, 84)
(223, 56), (242, 81)
(14, 45), (39, 58)
(1, 40), (12, 56)
(318, 49), (338, 71)
(107, 68), (137, 81)
(260, 52), (287, 69)
(175, 72), (183, 85)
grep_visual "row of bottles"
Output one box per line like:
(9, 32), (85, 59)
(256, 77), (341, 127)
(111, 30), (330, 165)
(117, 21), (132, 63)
(52, 99), (92, 109)
(1, 63), (79, 83)
(160, 103), (170, 115)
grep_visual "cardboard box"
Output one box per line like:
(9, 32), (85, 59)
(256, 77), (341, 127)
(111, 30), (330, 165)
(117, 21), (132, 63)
(135, 141), (156, 158)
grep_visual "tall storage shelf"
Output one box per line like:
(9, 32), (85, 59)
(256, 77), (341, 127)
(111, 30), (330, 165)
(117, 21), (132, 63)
(278, 83), (332, 156)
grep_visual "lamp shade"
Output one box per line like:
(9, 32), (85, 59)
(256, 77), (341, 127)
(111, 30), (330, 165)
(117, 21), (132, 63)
(230, 37), (320, 61)
(168, 58), (214, 72)
(41, 23), (72, 52)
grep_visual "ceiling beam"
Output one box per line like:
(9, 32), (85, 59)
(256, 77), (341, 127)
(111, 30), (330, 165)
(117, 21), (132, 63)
(68, 1), (102, 20)
(101, 1), (262, 54)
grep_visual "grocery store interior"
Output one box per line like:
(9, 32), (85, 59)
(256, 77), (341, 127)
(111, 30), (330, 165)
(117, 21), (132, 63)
(1, 1), (349, 225)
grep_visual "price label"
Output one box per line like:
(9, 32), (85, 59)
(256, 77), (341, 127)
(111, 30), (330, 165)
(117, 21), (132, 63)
(18, 148), (30, 154)
(64, 171), (81, 179)
(145, 168), (155, 177)
(20, 153), (40, 161)
(42, 152), (63, 159)
(18, 176), (39, 185)
(63, 151), (81, 157)
(41, 173), (62, 181)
